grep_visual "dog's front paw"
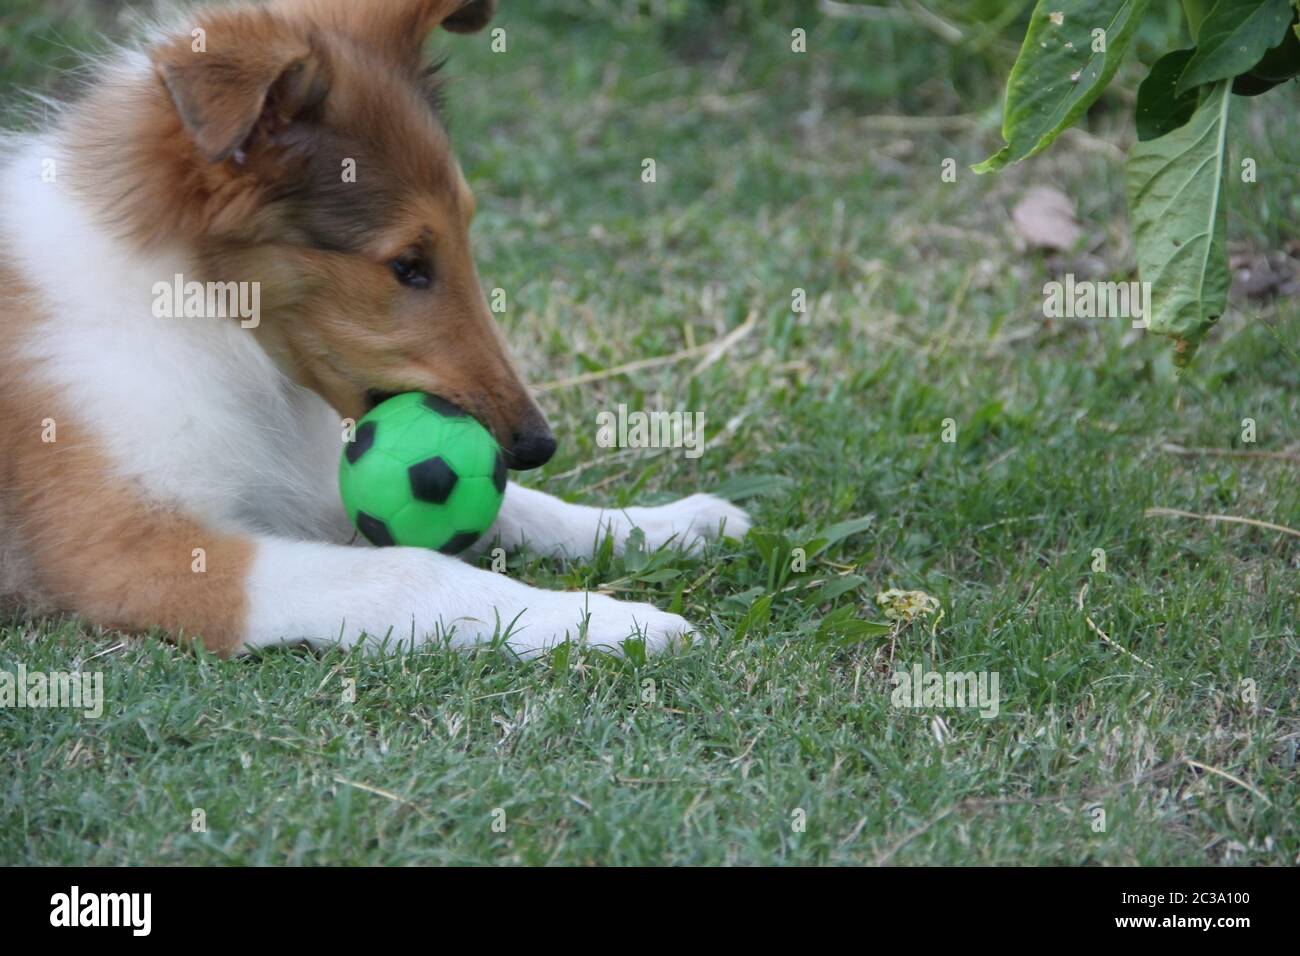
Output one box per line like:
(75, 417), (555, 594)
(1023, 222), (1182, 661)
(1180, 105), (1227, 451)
(580, 593), (697, 655)
(628, 493), (751, 553)
(508, 590), (696, 657)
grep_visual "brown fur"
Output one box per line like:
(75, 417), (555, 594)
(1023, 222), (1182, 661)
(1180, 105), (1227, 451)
(0, 264), (253, 656)
(279, 0), (497, 67)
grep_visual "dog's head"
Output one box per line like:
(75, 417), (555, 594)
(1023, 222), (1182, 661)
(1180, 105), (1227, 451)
(141, 0), (555, 468)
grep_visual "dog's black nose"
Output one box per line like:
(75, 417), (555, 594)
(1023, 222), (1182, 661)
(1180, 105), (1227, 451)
(506, 426), (557, 470)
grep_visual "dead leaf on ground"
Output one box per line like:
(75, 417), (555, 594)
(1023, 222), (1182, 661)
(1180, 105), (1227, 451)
(1012, 186), (1083, 252)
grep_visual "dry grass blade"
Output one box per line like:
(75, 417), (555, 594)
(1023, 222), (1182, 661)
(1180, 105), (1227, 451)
(1161, 442), (1300, 464)
(1184, 759), (1272, 806)
(536, 312), (758, 392)
(1145, 507), (1300, 539)
(333, 776), (432, 822)
(1076, 584), (1154, 669)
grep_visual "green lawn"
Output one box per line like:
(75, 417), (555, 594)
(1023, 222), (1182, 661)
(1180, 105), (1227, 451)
(2, 1), (1297, 865)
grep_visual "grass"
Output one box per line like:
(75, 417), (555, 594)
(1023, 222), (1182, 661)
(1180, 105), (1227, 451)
(2, 1), (1298, 865)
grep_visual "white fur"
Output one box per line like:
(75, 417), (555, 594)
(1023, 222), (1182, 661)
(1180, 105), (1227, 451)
(0, 132), (750, 657)
(245, 537), (698, 656)
(478, 485), (749, 558)
(1, 136), (352, 542)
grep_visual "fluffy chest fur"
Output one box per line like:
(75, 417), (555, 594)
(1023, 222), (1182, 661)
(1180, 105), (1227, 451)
(0, 136), (351, 543)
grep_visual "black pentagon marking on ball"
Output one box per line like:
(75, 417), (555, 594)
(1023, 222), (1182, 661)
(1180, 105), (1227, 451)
(493, 450), (508, 495)
(345, 420), (377, 465)
(439, 530), (482, 556)
(356, 511), (395, 547)
(422, 394), (467, 417)
(408, 456), (458, 504)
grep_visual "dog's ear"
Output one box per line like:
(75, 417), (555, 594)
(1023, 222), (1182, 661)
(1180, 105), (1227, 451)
(154, 19), (330, 164)
(278, 0), (495, 69)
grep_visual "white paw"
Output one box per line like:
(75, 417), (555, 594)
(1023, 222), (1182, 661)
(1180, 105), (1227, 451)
(624, 493), (751, 553)
(504, 590), (696, 657)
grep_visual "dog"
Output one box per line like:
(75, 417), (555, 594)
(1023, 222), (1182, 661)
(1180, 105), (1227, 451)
(0, 0), (749, 658)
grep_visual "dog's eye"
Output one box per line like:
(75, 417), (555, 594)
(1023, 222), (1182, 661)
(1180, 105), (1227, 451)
(391, 255), (432, 290)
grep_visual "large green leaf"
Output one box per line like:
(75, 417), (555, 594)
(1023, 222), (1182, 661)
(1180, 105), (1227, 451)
(1135, 48), (1199, 140)
(974, 0), (1151, 173)
(1176, 0), (1295, 94)
(1125, 80), (1232, 364)
(1233, 6), (1300, 92)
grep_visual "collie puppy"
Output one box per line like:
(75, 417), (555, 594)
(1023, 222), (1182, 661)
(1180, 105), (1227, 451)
(0, 0), (747, 657)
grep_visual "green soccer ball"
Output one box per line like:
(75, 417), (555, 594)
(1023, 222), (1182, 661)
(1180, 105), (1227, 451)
(339, 392), (507, 554)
